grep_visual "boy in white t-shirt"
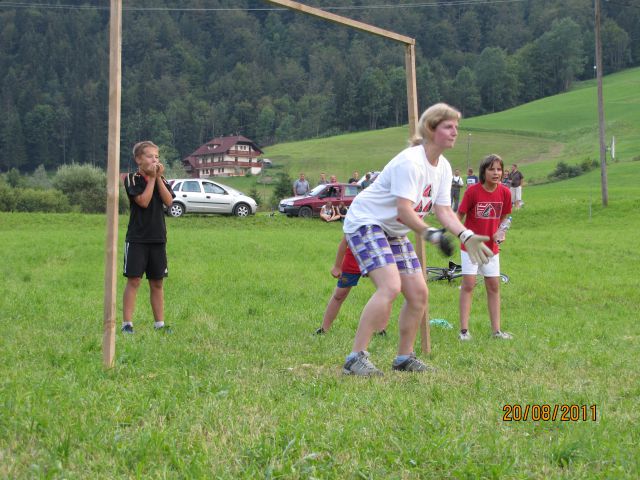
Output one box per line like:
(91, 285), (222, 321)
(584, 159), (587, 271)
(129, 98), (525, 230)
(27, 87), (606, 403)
(341, 103), (494, 376)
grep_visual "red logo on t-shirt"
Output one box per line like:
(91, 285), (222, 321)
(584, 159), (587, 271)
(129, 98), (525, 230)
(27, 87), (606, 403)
(475, 202), (502, 219)
(414, 184), (433, 218)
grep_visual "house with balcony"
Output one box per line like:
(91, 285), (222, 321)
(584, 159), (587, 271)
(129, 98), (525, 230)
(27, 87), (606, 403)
(182, 135), (265, 178)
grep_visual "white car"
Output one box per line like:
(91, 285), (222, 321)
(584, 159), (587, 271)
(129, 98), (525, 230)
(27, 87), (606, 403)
(167, 178), (257, 217)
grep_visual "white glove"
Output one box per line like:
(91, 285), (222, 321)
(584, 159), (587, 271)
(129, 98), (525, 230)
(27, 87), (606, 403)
(459, 229), (493, 265)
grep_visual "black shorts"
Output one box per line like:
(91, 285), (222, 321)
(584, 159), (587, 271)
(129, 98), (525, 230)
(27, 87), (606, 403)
(123, 242), (168, 280)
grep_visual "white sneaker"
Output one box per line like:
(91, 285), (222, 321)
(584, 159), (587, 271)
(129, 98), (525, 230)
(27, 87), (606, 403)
(493, 330), (513, 339)
(459, 331), (472, 341)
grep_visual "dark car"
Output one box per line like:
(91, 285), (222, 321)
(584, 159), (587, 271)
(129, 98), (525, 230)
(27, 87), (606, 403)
(278, 183), (361, 218)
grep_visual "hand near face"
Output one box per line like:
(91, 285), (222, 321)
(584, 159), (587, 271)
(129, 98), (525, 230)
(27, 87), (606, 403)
(156, 163), (165, 177)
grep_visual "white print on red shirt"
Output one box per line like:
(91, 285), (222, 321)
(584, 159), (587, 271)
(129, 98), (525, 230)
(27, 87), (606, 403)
(474, 202), (503, 219)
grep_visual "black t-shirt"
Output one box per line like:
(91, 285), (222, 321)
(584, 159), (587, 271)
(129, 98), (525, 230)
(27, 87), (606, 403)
(124, 173), (175, 243)
(510, 171), (524, 187)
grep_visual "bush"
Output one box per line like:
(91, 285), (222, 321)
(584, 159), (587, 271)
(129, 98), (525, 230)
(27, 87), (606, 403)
(269, 171), (292, 208)
(28, 164), (53, 190)
(53, 164), (107, 213)
(247, 185), (262, 207)
(5, 168), (26, 188)
(14, 188), (70, 212)
(547, 159), (597, 182)
(0, 179), (18, 211)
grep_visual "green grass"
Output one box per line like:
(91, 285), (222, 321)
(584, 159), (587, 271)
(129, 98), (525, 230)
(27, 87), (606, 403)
(1, 158), (640, 478)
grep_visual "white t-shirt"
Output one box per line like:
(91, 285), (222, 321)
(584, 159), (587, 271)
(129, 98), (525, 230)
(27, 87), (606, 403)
(343, 145), (452, 237)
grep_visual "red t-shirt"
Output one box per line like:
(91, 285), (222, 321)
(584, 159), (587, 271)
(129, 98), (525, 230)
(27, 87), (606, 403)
(342, 246), (361, 274)
(458, 183), (512, 254)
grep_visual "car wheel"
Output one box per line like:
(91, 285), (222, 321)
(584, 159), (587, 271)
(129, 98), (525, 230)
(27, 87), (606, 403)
(298, 206), (312, 218)
(169, 203), (185, 217)
(234, 203), (251, 217)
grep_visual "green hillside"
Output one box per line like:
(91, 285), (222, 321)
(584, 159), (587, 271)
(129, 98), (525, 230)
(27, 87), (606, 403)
(256, 67), (640, 187)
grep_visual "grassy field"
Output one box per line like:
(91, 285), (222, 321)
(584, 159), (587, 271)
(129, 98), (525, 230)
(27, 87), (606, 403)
(1, 155), (639, 477)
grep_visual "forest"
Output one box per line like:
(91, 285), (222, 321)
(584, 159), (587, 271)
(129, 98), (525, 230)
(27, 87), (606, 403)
(1, 0), (638, 172)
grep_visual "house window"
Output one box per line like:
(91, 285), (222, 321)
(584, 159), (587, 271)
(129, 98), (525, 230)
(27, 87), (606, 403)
(235, 157), (238, 162)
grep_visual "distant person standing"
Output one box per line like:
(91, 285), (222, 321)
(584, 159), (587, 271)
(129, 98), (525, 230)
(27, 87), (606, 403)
(466, 168), (479, 187)
(508, 164), (524, 209)
(293, 173), (310, 196)
(329, 174), (338, 183)
(451, 168), (464, 212)
(348, 171), (360, 184)
(360, 172), (372, 189)
(317, 172), (328, 186)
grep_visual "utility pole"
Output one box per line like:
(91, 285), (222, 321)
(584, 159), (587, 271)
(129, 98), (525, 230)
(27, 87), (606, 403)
(595, 0), (609, 206)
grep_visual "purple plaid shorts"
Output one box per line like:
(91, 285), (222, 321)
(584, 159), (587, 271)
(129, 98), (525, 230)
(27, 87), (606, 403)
(345, 225), (422, 276)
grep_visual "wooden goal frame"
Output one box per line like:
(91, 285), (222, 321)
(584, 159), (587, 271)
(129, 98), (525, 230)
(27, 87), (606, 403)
(103, 0), (429, 368)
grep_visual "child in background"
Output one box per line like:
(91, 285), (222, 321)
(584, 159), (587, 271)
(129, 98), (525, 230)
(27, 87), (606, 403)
(320, 201), (340, 222)
(121, 141), (175, 334)
(315, 237), (387, 336)
(457, 154), (513, 341)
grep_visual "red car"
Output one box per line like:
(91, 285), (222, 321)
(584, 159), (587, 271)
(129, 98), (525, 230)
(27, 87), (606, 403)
(278, 183), (361, 218)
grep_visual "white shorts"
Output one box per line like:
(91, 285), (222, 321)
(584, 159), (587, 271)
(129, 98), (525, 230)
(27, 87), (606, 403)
(461, 251), (501, 277)
(510, 186), (522, 203)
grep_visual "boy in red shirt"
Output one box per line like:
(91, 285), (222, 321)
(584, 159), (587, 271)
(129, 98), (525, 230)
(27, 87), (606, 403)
(315, 237), (388, 335)
(457, 154), (513, 340)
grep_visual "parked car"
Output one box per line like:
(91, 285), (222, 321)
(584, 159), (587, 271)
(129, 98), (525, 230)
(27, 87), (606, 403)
(166, 178), (257, 217)
(279, 183), (361, 218)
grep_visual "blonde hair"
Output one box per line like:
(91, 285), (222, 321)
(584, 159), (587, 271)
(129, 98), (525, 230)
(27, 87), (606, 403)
(410, 103), (461, 146)
(132, 140), (159, 159)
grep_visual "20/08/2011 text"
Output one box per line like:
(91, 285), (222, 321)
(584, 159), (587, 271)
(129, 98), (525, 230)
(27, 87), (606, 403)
(502, 404), (597, 422)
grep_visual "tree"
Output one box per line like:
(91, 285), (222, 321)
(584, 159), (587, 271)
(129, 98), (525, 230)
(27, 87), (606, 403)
(457, 11), (482, 53)
(450, 67), (481, 117)
(358, 68), (391, 130)
(602, 19), (631, 72)
(255, 104), (276, 146)
(24, 104), (56, 170)
(270, 171), (292, 208)
(0, 106), (27, 172)
(534, 18), (586, 94)
(475, 48), (517, 112)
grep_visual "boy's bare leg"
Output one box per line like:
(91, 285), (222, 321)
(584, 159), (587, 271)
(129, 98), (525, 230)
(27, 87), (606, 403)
(123, 277), (142, 323)
(397, 273), (428, 355)
(485, 277), (501, 332)
(459, 275), (476, 332)
(149, 279), (164, 322)
(321, 286), (351, 331)
(351, 265), (400, 352)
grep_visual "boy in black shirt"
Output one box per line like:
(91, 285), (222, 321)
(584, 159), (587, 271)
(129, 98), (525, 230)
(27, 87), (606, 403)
(122, 141), (175, 333)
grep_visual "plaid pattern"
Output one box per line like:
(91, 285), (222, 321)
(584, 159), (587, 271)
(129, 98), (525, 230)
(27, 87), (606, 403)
(346, 225), (422, 276)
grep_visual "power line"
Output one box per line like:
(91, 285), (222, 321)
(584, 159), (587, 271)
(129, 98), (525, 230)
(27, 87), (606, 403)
(0, 0), (529, 12)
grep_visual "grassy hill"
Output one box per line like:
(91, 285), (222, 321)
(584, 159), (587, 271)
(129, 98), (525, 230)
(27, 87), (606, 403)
(220, 67), (639, 197)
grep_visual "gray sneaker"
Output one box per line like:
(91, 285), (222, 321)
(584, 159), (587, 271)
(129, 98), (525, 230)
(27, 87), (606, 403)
(392, 353), (434, 372)
(342, 351), (384, 377)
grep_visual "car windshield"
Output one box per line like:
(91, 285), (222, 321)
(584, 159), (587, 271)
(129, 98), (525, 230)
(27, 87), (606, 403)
(307, 184), (327, 196)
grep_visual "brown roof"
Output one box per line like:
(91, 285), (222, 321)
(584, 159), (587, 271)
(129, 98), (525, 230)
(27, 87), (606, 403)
(185, 135), (263, 159)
